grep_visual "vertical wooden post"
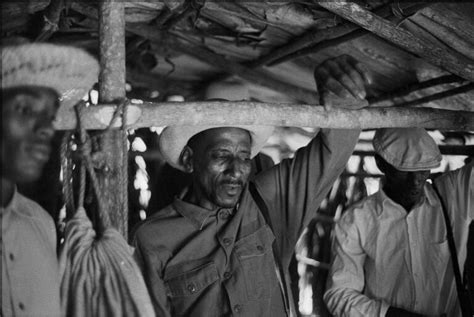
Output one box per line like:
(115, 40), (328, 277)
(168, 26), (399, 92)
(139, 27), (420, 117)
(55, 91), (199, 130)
(98, 0), (128, 238)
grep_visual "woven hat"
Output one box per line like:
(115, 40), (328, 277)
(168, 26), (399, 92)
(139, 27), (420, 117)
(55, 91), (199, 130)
(373, 128), (441, 171)
(2, 43), (99, 108)
(159, 81), (274, 171)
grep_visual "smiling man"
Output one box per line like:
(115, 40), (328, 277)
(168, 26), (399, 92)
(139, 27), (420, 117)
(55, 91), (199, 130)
(134, 55), (371, 317)
(1, 42), (98, 316)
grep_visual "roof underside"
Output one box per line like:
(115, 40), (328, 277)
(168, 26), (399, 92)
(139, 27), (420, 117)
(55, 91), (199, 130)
(2, 1), (474, 112)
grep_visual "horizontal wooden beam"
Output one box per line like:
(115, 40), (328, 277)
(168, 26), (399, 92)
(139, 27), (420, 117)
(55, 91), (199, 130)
(318, 1), (474, 82)
(54, 101), (474, 131)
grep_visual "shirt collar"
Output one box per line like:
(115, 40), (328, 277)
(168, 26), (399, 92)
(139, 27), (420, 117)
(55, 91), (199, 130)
(377, 187), (428, 216)
(1, 186), (19, 215)
(172, 187), (236, 230)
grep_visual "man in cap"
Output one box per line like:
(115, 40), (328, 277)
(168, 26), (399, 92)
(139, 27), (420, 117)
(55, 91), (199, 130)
(1, 41), (98, 316)
(324, 128), (473, 317)
(133, 55), (371, 316)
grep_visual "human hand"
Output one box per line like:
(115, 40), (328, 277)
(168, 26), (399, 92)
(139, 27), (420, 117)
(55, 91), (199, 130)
(314, 54), (371, 109)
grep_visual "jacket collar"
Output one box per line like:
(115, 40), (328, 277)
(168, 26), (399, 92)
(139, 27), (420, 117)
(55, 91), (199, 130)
(172, 187), (236, 230)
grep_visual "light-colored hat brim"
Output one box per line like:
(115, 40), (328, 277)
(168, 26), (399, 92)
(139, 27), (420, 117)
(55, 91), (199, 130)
(2, 43), (99, 109)
(159, 125), (274, 171)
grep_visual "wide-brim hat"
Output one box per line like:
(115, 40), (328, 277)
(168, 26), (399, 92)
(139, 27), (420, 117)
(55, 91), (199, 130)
(2, 43), (99, 109)
(373, 128), (442, 171)
(160, 125), (274, 171)
(160, 80), (273, 171)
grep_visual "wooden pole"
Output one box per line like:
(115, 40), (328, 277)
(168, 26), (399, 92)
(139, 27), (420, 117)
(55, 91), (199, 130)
(393, 83), (474, 108)
(54, 101), (474, 131)
(261, 3), (429, 67)
(98, 0), (128, 237)
(368, 75), (463, 104)
(317, 1), (474, 82)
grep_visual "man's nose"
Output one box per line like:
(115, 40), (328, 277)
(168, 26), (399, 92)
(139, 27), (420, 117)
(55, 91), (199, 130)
(226, 157), (245, 177)
(36, 116), (55, 140)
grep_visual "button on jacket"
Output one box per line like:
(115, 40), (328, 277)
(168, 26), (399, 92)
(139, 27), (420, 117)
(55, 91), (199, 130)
(134, 129), (360, 317)
(324, 162), (473, 317)
(1, 189), (61, 317)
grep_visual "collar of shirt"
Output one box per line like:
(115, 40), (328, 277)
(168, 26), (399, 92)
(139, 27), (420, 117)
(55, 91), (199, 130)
(173, 187), (237, 230)
(376, 187), (430, 217)
(1, 186), (20, 217)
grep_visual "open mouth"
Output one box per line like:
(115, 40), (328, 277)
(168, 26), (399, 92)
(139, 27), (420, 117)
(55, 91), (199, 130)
(221, 182), (242, 196)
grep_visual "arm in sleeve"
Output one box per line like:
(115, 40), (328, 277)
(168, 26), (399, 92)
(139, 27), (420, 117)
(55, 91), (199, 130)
(133, 235), (172, 317)
(434, 161), (473, 220)
(324, 211), (390, 317)
(254, 128), (360, 263)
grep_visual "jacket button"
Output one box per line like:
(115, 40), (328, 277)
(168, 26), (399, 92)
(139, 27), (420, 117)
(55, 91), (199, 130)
(19, 302), (25, 310)
(187, 283), (197, 293)
(223, 238), (232, 246)
(224, 272), (232, 279)
(219, 210), (230, 220)
(256, 245), (264, 251)
(234, 304), (242, 313)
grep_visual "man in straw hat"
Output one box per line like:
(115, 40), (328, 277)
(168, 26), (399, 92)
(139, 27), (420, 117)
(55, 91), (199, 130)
(134, 55), (371, 316)
(324, 128), (473, 317)
(1, 41), (98, 316)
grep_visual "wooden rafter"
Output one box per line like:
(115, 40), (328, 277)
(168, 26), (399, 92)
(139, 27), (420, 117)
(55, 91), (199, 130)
(54, 101), (474, 131)
(317, 1), (474, 82)
(257, 2), (428, 67)
(368, 75), (463, 104)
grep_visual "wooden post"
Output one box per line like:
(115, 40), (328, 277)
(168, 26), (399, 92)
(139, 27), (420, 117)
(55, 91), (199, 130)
(318, 1), (474, 82)
(98, 0), (128, 237)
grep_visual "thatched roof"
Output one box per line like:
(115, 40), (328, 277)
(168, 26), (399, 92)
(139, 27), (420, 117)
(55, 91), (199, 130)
(2, 1), (474, 112)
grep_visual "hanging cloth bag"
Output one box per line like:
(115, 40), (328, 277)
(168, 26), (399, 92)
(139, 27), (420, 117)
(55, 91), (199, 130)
(58, 102), (155, 317)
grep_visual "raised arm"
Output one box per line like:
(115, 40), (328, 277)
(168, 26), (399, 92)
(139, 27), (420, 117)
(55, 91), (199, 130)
(253, 55), (370, 264)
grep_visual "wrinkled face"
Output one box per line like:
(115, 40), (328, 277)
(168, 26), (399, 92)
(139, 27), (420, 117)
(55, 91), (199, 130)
(377, 156), (430, 209)
(185, 127), (252, 209)
(1, 86), (59, 184)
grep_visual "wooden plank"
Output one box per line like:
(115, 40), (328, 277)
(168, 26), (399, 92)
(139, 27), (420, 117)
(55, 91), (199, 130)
(317, 1), (474, 82)
(98, 0), (128, 237)
(54, 101), (474, 131)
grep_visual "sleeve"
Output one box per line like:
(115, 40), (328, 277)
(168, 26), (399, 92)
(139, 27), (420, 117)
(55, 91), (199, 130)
(254, 128), (360, 264)
(323, 210), (390, 317)
(133, 233), (172, 317)
(434, 161), (473, 220)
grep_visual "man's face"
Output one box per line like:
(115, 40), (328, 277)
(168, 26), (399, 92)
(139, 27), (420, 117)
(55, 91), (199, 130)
(188, 127), (252, 209)
(383, 164), (430, 209)
(1, 86), (59, 184)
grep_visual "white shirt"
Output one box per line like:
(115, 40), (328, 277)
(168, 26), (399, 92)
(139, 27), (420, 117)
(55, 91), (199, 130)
(324, 162), (473, 317)
(1, 189), (61, 317)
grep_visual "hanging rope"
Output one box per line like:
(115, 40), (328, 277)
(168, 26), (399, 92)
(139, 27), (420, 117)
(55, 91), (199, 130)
(60, 131), (75, 217)
(74, 103), (111, 232)
(58, 100), (154, 317)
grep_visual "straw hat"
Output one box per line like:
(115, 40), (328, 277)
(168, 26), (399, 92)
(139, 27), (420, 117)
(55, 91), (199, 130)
(373, 128), (442, 171)
(2, 43), (99, 108)
(159, 80), (274, 171)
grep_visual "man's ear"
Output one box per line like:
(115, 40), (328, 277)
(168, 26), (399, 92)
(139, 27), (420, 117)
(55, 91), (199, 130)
(180, 145), (194, 173)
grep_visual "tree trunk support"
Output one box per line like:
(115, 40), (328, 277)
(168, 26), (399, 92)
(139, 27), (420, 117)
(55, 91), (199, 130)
(98, 0), (128, 238)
